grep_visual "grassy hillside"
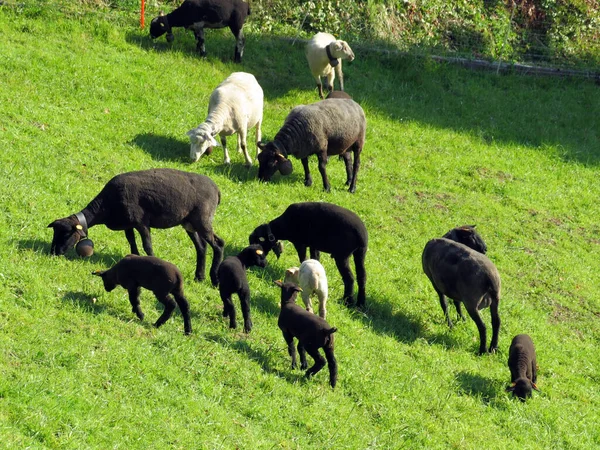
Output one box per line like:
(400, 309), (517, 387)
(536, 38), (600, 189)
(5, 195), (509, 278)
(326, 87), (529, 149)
(1, 2), (599, 449)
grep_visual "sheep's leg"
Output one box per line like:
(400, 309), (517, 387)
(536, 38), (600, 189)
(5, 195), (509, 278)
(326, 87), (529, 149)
(348, 144), (361, 193)
(173, 291), (192, 335)
(465, 306), (488, 355)
(238, 287), (253, 333)
(297, 342), (308, 370)
(136, 225), (154, 256)
(193, 26), (206, 57)
(238, 129), (252, 167)
(341, 152), (353, 186)
(324, 346), (338, 388)
(335, 60), (344, 91)
(304, 347), (326, 379)
(353, 247), (367, 308)
(282, 330), (297, 369)
(206, 233), (225, 287)
(293, 243), (308, 263)
(154, 294), (176, 329)
(301, 157), (312, 187)
(317, 290), (328, 319)
(255, 120), (262, 157)
(326, 70), (335, 93)
(309, 248), (321, 260)
(124, 229), (140, 255)
(489, 297), (501, 353)
(334, 255), (355, 306)
(220, 290), (237, 329)
(221, 135), (231, 165)
(186, 231), (207, 282)
(301, 291), (314, 314)
(454, 300), (466, 322)
(127, 286), (144, 320)
(231, 26), (245, 63)
(317, 154), (331, 192)
(316, 77), (324, 99)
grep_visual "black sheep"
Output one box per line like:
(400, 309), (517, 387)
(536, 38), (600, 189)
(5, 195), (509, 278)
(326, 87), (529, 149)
(275, 280), (338, 388)
(48, 168), (225, 285)
(93, 255), (192, 334)
(506, 334), (539, 401)
(149, 0), (251, 63)
(422, 231), (501, 355)
(249, 202), (368, 307)
(442, 225), (488, 254)
(216, 244), (267, 333)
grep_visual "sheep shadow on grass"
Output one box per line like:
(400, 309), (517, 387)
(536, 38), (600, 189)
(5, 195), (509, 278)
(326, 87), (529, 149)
(131, 133), (190, 163)
(62, 290), (109, 316)
(455, 371), (501, 405)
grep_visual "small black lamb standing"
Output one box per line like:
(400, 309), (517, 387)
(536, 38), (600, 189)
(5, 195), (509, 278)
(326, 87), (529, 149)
(249, 202), (368, 307)
(93, 255), (192, 334)
(149, 0), (251, 63)
(506, 334), (539, 401)
(216, 244), (267, 333)
(422, 226), (500, 354)
(48, 168), (225, 285)
(275, 280), (338, 388)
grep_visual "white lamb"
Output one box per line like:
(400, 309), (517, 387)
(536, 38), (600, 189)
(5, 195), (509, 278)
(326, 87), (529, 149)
(187, 72), (263, 166)
(284, 259), (329, 319)
(305, 32), (355, 99)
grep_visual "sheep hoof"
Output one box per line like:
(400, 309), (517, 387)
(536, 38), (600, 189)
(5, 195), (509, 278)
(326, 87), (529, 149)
(243, 322), (252, 334)
(488, 346), (498, 354)
(343, 296), (355, 307)
(300, 362), (308, 370)
(184, 328), (192, 335)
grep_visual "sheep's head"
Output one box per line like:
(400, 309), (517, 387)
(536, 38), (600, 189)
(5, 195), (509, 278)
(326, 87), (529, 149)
(48, 217), (86, 256)
(241, 244), (268, 268)
(284, 267), (300, 285)
(187, 125), (220, 162)
(331, 40), (355, 62)
(150, 14), (173, 42)
(443, 225), (487, 254)
(92, 269), (117, 292)
(257, 141), (293, 181)
(274, 280), (302, 305)
(249, 224), (283, 258)
(506, 379), (538, 401)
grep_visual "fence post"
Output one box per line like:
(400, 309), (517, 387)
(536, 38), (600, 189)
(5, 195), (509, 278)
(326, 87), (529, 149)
(141, 0), (145, 29)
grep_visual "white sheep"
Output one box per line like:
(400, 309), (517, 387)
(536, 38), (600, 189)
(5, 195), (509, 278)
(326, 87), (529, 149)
(305, 32), (355, 99)
(187, 72), (263, 166)
(284, 259), (329, 319)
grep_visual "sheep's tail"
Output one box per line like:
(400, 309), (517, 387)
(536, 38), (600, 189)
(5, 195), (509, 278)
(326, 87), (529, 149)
(324, 327), (337, 347)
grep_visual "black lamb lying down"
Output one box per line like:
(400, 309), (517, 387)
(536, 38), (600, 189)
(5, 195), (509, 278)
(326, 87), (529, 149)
(422, 226), (501, 354)
(506, 334), (539, 401)
(275, 281), (338, 388)
(48, 168), (225, 285)
(150, 0), (251, 63)
(249, 202), (368, 307)
(216, 244), (267, 333)
(93, 255), (192, 334)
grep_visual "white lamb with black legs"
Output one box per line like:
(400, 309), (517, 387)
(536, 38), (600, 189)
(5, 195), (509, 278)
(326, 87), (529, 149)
(187, 72), (263, 166)
(284, 259), (329, 319)
(306, 32), (355, 99)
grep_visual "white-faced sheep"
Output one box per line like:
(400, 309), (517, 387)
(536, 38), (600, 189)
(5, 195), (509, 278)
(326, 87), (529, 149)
(187, 72), (263, 166)
(284, 259), (329, 319)
(48, 168), (225, 285)
(275, 280), (338, 388)
(257, 98), (366, 193)
(306, 32), (355, 99)
(506, 334), (539, 401)
(249, 202), (367, 308)
(93, 255), (192, 334)
(149, 0), (251, 63)
(422, 226), (500, 355)
(216, 244), (267, 333)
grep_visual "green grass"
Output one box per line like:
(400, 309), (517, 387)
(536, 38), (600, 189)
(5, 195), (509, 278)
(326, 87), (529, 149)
(1, 2), (600, 449)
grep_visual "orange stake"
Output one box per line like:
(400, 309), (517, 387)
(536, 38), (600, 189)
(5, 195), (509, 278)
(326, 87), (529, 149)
(140, 0), (145, 29)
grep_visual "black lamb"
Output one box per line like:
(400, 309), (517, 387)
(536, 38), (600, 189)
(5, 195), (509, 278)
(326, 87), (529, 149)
(48, 168), (225, 285)
(275, 280), (338, 388)
(422, 227), (500, 355)
(506, 334), (539, 401)
(216, 244), (267, 333)
(149, 0), (251, 63)
(249, 202), (367, 307)
(93, 254), (192, 334)
(257, 98), (366, 193)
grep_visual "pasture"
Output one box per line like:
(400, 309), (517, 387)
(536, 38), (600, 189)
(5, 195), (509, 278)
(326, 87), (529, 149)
(0, 3), (599, 448)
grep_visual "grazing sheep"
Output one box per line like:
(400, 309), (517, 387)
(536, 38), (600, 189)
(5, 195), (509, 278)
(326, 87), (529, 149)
(422, 233), (501, 355)
(187, 72), (263, 166)
(257, 98), (366, 193)
(506, 334), (539, 401)
(284, 259), (329, 318)
(216, 244), (267, 333)
(149, 0), (251, 63)
(249, 202), (367, 307)
(275, 280), (338, 388)
(306, 32), (355, 99)
(48, 168), (224, 285)
(93, 255), (192, 334)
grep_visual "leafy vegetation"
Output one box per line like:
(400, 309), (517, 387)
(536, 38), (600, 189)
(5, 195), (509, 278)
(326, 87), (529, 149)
(0, 1), (599, 448)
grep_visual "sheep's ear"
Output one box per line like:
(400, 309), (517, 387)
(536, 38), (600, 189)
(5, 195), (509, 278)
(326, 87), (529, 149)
(186, 129), (197, 138)
(532, 383), (540, 392)
(255, 249), (263, 255)
(92, 270), (106, 277)
(505, 385), (515, 392)
(159, 10), (164, 16)
(257, 141), (266, 151)
(48, 220), (58, 228)
(274, 280), (283, 288)
(210, 135), (221, 147)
